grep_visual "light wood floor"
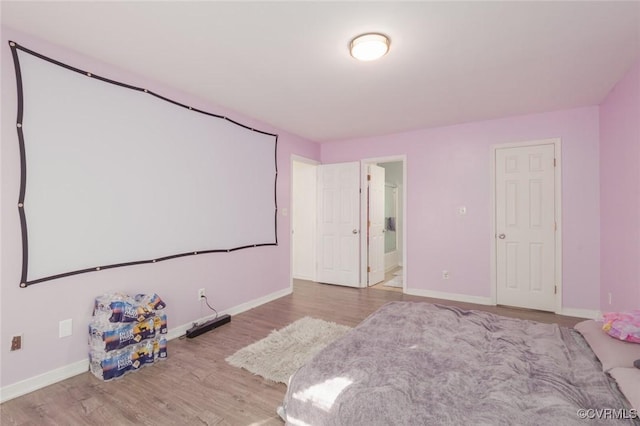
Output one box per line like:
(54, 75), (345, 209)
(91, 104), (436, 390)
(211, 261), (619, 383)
(0, 279), (584, 425)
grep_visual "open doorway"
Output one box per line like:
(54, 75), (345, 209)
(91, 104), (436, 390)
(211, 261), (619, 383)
(361, 156), (406, 292)
(291, 155), (406, 292)
(291, 157), (318, 282)
(292, 157), (361, 288)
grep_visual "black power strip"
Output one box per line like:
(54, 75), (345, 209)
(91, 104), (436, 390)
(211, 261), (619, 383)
(186, 314), (231, 338)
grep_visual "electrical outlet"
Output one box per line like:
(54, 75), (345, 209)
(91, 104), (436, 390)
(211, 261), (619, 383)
(442, 270), (449, 280)
(11, 335), (22, 351)
(198, 288), (206, 301)
(608, 292), (612, 305)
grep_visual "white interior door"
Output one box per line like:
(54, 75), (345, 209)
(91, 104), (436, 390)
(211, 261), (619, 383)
(317, 162), (360, 287)
(495, 144), (556, 311)
(368, 165), (385, 285)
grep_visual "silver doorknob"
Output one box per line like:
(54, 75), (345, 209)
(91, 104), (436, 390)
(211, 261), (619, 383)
(352, 229), (359, 234)
(498, 233), (506, 239)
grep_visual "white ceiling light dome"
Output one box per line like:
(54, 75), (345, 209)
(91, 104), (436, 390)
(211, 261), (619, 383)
(350, 33), (390, 61)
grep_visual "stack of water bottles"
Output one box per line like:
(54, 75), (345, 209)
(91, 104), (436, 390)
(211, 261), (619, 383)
(89, 292), (168, 381)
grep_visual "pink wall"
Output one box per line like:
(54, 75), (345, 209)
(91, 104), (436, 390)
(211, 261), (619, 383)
(599, 59), (640, 312)
(321, 107), (601, 311)
(2, 24), (635, 396)
(0, 27), (320, 388)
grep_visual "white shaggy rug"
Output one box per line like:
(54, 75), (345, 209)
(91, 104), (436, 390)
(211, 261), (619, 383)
(225, 317), (351, 384)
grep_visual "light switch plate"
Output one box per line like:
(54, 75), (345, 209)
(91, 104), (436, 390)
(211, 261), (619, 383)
(59, 319), (73, 338)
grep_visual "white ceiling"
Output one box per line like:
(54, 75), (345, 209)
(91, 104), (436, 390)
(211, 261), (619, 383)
(2, 1), (639, 142)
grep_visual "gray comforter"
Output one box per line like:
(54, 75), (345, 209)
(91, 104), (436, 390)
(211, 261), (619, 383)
(280, 302), (636, 425)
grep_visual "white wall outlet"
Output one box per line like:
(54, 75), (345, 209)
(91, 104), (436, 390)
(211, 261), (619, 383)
(608, 292), (612, 305)
(59, 319), (72, 338)
(442, 270), (449, 280)
(198, 288), (206, 301)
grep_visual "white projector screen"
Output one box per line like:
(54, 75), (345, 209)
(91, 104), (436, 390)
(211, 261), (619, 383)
(10, 42), (278, 287)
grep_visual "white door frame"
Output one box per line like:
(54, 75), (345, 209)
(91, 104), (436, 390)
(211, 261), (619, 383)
(367, 164), (386, 285)
(489, 138), (562, 313)
(290, 155), (319, 291)
(360, 155), (408, 289)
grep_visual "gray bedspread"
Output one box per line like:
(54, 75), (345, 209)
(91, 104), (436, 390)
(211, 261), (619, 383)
(280, 302), (637, 425)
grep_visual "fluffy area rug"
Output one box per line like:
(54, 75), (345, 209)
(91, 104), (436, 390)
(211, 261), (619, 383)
(225, 317), (351, 384)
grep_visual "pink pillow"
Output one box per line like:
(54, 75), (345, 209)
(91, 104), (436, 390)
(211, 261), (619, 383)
(602, 311), (640, 343)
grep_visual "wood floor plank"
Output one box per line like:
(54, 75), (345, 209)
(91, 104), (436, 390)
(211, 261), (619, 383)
(0, 279), (584, 425)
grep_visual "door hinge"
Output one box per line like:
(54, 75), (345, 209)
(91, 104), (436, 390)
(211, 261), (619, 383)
(554, 221), (557, 231)
(367, 266), (371, 272)
(368, 220), (371, 228)
(367, 174), (371, 181)
(553, 158), (557, 167)
(554, 285), (557, 295)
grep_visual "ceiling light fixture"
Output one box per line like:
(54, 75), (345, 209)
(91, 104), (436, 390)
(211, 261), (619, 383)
(349, 33), (390, 61)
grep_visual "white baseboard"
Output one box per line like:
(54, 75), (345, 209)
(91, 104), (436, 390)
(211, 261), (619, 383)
(560, 307), (601, 320)
(0, 359), (89, 404)
(405, 288), (600, 319)
(292, 273), (315, 282)
(166, 286), (292, 340)
(0, 286), (293, 404)
(404, 288), (493, 306)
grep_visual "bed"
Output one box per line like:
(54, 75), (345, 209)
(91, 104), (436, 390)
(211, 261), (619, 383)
(278, 302), (640, 425)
